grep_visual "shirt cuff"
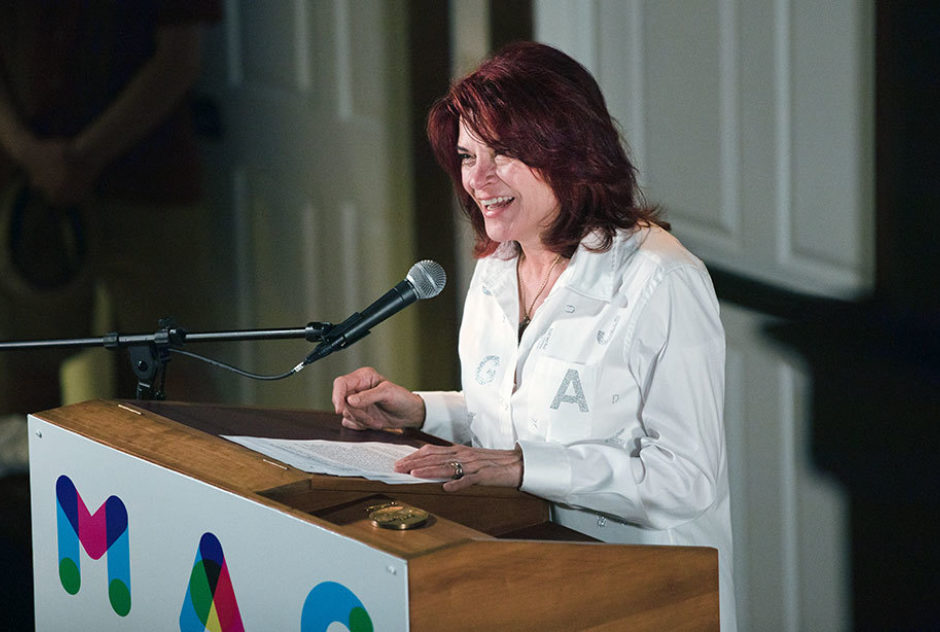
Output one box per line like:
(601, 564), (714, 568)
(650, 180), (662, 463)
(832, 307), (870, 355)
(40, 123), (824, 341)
(517, 439), (572, 501)
(414, 391), (470, 445)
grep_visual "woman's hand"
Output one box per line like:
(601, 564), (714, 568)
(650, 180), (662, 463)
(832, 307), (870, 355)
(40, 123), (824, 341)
(332, 367), (426, 431)
(395, 443), (524, 492)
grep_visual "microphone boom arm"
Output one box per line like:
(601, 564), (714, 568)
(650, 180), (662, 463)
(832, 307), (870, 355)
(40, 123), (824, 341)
(0, 320), (334, 400)
(0, 259), (446, 400)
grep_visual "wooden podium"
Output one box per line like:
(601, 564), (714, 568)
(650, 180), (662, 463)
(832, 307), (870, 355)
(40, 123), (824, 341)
(29, 400), (718, 631)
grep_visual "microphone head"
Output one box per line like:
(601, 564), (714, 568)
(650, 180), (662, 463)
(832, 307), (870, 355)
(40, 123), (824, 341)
(406, 260), (446, 299)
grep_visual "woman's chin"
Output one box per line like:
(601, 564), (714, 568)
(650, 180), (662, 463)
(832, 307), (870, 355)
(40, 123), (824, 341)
(483, 218), (514, 244)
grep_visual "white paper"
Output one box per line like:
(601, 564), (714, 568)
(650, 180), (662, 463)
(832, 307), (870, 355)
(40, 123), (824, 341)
(222, 435), (443, 484)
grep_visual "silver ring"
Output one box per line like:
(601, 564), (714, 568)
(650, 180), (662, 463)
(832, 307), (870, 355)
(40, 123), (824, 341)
(450, 461), (464, 480)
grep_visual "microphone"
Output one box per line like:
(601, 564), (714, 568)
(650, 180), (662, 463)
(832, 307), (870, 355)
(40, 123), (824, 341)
(293, 260), (446, 372)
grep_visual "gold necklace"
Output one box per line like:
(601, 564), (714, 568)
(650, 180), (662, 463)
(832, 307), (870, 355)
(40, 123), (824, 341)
(518, 253), (562, 338)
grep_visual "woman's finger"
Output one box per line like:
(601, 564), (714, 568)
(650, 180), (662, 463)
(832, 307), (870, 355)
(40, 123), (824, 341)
(395, 445), (462, 472)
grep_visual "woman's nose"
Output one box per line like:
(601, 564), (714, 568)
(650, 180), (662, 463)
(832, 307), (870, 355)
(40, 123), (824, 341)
(466, 154), (496, 190)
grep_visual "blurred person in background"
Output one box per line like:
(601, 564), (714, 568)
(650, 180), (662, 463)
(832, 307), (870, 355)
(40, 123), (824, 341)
(0, 0), (222, 418)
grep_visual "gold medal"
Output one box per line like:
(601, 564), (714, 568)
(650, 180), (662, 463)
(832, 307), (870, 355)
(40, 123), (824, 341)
(368, 502), (430, 530)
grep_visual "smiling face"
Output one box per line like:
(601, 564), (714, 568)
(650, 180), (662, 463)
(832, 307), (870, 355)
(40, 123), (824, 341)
(457, 119), (560, 251)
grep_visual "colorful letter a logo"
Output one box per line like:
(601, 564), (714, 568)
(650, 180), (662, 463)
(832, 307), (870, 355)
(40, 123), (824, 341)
(180, 532), (244, 632)
(55, 475), (131, 616)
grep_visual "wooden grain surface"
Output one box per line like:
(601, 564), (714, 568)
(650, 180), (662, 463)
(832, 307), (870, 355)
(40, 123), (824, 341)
(409, 539), (720, 631)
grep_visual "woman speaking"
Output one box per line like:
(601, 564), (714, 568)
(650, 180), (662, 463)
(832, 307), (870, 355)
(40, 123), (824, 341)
(332, 41), (736, 630)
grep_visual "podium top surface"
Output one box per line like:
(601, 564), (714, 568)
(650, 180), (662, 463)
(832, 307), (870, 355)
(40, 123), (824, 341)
(32, 399), (550, 557)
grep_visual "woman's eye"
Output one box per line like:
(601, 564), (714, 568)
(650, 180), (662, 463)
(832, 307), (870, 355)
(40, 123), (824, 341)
(458, 152), (473, 164)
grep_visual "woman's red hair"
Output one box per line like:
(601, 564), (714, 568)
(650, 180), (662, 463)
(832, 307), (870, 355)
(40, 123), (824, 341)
(427, 41), (667, 258)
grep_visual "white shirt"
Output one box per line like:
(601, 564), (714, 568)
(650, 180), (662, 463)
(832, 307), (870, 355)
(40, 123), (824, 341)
(419, 225), (736, 630)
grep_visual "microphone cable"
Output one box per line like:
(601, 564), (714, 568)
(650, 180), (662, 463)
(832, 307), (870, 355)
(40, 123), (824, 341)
(168, 347), (296, 382)
(168, 348), (299, 381)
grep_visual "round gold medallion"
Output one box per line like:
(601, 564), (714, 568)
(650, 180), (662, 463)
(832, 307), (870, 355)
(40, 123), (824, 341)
(368, 503), (430, 530)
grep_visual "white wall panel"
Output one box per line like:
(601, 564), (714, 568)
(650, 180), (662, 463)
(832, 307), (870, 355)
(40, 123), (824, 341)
(721, 303), (850, 631)
(200, 0), (416, 408)
(644, 0), (740, 244)
(538, 0), (874, 299)
(784, 0), (874, 288)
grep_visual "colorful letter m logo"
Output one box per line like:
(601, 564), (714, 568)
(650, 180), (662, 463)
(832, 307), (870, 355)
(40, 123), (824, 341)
(55, 475), (131, 616)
